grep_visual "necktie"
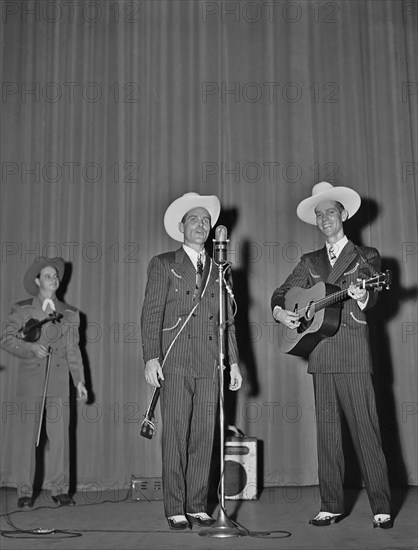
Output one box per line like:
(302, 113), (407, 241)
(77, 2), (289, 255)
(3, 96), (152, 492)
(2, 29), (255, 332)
(194, 253), (204, 299)
(328, 245), (337, 266)
(196, 253), (203, 288)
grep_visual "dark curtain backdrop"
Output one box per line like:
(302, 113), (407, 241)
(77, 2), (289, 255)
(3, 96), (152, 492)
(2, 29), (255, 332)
(1, 0), (417, 493)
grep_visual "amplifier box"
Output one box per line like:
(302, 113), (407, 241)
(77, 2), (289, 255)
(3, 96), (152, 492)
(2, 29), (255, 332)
(130, 476), (163, 501)
(224, 437), (258, 500)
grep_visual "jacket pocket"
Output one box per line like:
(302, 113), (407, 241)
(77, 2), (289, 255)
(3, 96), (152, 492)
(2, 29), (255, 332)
(350, 312), (367, 325)
(343, 263), (360, 276)
(162, 317), (182, 331)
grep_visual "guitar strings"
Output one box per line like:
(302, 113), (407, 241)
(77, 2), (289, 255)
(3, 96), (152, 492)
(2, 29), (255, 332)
(296, 275), (381, 315)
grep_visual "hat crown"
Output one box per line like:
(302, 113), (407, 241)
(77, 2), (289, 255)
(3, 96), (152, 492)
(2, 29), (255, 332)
(182, 192), (200, 199)
(312, 181), (334, 196)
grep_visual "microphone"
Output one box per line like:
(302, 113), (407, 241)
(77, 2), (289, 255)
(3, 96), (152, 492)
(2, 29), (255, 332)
(213, 225), (228, 265)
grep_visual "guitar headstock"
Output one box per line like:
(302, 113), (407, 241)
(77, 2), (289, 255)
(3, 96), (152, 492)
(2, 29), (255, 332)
(364, 270), (392, 292)
(140, 418), (156, 439)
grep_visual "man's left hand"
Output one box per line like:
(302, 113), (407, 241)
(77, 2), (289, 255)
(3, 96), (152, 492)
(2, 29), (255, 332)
(348, 279), (368, 303)
(229, 363), (243, 391)
(77, 381), (88, 401)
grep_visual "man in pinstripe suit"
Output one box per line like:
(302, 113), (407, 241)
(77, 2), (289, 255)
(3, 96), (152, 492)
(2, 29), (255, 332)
(271, 182), (392, 529)
(141, 192), (242, 531)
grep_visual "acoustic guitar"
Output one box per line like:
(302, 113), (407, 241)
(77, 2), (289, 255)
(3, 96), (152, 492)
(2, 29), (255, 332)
(277, 270), (391, 358)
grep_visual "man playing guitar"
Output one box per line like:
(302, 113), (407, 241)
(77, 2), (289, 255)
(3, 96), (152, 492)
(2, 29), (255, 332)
(271, 182), (392, 530)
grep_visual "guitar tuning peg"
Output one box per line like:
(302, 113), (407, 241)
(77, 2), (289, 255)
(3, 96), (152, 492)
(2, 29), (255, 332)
(385, 269), (392, 290)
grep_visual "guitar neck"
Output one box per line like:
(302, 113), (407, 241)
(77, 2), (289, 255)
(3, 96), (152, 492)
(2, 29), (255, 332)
(314, 277), (377, 313)
(316, 287), (349, 312)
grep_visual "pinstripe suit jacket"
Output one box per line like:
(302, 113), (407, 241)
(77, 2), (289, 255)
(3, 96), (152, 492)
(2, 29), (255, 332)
(271, 241), (381, 374)
(141, 247), (239, 378)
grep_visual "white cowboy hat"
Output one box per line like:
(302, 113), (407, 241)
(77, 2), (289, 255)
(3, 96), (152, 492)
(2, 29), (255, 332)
(164, 192), (221, 242)
(296, 181), (361, 225)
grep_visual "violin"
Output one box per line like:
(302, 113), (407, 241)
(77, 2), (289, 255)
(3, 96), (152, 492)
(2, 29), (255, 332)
(16, 311), (63, 343)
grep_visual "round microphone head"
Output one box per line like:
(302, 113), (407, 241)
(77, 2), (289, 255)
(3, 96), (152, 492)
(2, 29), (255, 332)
(215, 225), (228, 241)
(213, 225), (228, 265)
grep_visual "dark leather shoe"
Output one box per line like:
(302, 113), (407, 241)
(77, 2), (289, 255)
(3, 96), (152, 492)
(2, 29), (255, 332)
(373, 517), (393, 529)
(17, 497), (33, 509)
(167, 516), (191, 530)
(186, 513), (216, 527)
(52, 494), (75, 506)
(309, 512), (344, 526)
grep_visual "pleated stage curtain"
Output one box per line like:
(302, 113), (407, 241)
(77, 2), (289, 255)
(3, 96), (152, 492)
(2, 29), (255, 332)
(1, 0), (417, 492)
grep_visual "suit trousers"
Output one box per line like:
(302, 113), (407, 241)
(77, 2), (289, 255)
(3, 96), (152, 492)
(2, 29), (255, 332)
(160, 373), (219, 517)
(312, 373), (391, 515)
(16, 396), (71, 498)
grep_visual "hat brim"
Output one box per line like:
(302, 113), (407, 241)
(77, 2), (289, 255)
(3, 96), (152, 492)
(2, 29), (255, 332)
(297, 186), (361, 225)
(164, 193), (221, 242)
(23, 257), (65, 296)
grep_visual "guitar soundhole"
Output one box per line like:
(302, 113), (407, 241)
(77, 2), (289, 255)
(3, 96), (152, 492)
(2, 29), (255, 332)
(297, 318), (313, 334)
(297, 301), (315, 334)
(305, 301), (315, 320)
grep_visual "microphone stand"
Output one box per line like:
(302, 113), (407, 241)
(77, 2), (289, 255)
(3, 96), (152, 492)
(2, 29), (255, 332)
(199, 259), (242, 538)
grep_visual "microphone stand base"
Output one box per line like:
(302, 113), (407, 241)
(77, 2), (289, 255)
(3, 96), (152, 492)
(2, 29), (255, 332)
(198, 510), (243, 538)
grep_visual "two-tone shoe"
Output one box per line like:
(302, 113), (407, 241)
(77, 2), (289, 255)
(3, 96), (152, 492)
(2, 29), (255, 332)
(167, 515), (191, 530)
(17, 497), (33, 510)
(309, 512), (343, 526)
(373, 514), (393, 529)
(52, 494), (75, 506)
(186, 512), (216, 527)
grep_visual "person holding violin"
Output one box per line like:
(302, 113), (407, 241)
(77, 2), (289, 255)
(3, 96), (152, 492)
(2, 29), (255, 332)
(0, 256), (87, 509)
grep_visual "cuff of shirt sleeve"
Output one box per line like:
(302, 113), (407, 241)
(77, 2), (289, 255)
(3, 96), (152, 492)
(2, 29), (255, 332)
(273, 305), (282, 320)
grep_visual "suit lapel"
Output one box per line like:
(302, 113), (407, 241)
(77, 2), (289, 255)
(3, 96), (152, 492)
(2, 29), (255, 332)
(174, 247), (197, 290)
(326, 240), (357, 284)
(313, 247), (332, 281)
(173, 248), (216, 296)
(194, 254), (213, 301)
(205, 253), (218, 288)
(54, 300), (66, 318)
(30, 296), (48, 319)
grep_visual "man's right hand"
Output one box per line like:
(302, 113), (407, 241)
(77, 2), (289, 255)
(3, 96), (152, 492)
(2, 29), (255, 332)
(144, 358), (164, 387)
(273, 306), (300, 329)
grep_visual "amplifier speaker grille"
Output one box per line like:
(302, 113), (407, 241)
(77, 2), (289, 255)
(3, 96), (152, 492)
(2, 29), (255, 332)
(224, 437), (258, 500)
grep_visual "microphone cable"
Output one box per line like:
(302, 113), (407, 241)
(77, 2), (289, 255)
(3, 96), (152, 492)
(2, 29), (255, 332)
(210, 467), (292, 540)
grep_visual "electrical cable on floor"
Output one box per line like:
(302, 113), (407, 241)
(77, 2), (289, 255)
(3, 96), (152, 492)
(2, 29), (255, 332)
(0, 489), (84, 540)
(200, 469), (292, 539)
(1, 485), (292, 539)
(0, 491), (189, 538)
(1, 514), (82, 540)
(212, 502), (292, 539)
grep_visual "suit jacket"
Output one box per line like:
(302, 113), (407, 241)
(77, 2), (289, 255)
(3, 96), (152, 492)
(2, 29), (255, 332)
(0, 296), (85, 397)
(271, 241), (381, 374)
(141, 247), (239, 378)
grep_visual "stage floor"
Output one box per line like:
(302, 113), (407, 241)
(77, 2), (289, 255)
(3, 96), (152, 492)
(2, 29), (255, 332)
(1, 486), (417, 550)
